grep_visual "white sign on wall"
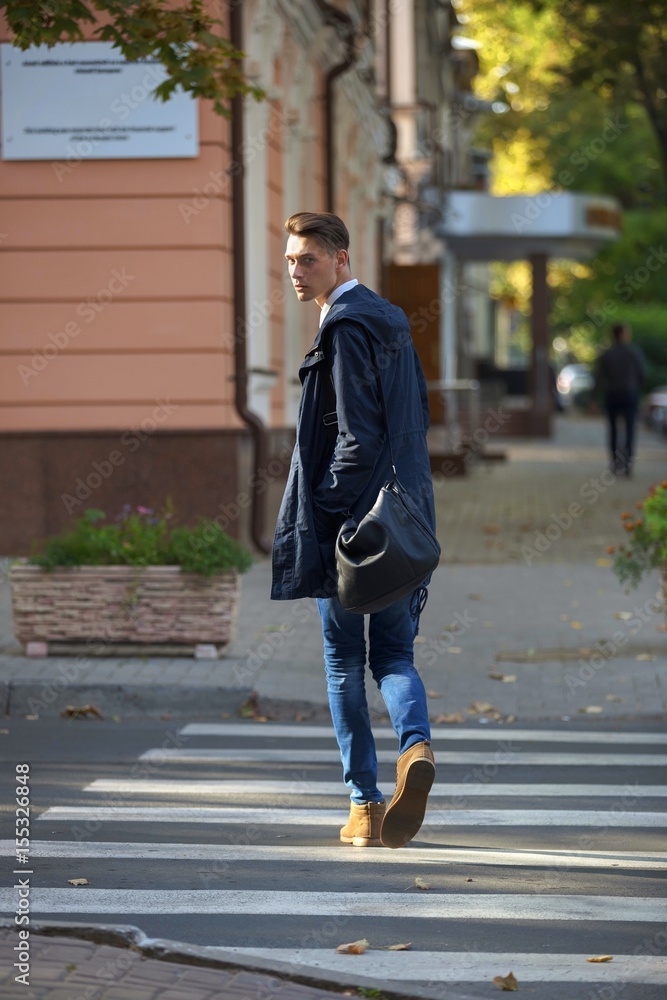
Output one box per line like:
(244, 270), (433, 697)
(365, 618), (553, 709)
(1, 41), (199, 160)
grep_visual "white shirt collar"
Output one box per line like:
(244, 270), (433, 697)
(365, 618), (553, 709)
(319, 278), (358, 327)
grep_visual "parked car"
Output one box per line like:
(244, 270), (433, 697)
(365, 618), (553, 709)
(557, 363), (594, 408)
(643, 385), (667, 435)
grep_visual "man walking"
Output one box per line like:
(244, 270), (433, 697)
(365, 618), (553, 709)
(595, 323), (646, 476)
(271, 212), (436, 849)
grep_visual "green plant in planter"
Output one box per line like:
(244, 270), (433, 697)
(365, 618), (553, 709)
(609, 482), (667, 619)
(28, 504), (253, 577)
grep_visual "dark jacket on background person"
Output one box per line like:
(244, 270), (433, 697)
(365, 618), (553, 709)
(595, 341), (646, 396)
(271, 283), (435, 601)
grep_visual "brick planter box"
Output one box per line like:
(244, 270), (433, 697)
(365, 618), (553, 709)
(9, 563), (240, 649)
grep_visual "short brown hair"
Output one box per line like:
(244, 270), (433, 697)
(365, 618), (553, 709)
(284, 212), (350, 256)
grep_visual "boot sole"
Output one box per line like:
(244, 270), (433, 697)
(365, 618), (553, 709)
(380, 758), (435, 849)
(340, 836), (383, 847)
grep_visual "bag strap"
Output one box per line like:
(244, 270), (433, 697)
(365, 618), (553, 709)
(327, 326), (397, 478)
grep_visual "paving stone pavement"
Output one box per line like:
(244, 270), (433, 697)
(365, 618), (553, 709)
(0, 929), (349, 1000)
(0, 412), (666, 721)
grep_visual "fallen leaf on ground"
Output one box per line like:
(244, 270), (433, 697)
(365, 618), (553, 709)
(493, 971), (518, 991)
(447, 647), (462, 654)
(587, 955), (613, 963)
(414, 635), (426, 643)
(606, 694), (624, 703)
(596, 558), (612, 567)
(489, 672), (517, 683)
(434, 713), (466, 724)
(61, 704), (103, 720)
(482, 524), (500, 534)
(467, 593), (483, 600)
(67, 878), (90, 886)
(570, 621), (583, 630)
(387, 942), (412, 951)
(414, 877), (431, 890)
(614, 611), (633, 620)
(470, 701), (495, 714)
(466, 878), (474, 882)
(238, 693), (273, 722)
(636, 653), (656, 661)
(483, 621), (496, 628)
(504, 714), (516, 724)
(579, 706), (603, 714)
(336, 938), (369, 954)
(427, 690), (442, 698)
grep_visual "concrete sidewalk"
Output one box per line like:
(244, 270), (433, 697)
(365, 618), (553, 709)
(1, 412), (666, 722)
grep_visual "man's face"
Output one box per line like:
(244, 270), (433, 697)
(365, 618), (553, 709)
(284, 234), (347, 306)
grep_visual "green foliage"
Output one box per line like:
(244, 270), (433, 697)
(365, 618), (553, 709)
(456, 0), (667, 366)
(0, 0), (265, 116)
(611, 482), (667, 588)
(29, 504), (253, 576)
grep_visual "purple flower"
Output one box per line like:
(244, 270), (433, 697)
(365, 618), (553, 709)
(136, 506), (153, 515)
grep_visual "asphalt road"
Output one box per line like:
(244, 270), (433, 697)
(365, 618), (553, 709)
(1, 717), (666, 1000)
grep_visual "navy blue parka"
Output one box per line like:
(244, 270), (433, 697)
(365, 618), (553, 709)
(271, 283), (436, 601)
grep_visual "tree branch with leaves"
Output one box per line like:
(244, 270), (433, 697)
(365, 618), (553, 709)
(0, 0), (264, 116)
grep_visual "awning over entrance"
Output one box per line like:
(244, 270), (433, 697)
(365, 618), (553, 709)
(441, 190), (621, 261)
(440, 190), (621, 437)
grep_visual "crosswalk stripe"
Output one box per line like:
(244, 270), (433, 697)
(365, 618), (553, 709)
(205, 949), (667, 984)
(3, 840), (665, 870)
(83, 779), (667, 798)
(36, 805), (667, 827)
(180, 723), (667, 744)
(138, 747), (667, 766)
(1, 889), (663, 921)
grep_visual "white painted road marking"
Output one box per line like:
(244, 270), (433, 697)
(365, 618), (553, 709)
(1, 889), (663, 921)
(179, 724), (667, 744)
(83, 779), (667, 798)
(36, 805), (667, 827)
(211, 949), (667, 984)
(138, 747), (667, 766)
(2, 840), (665, 870)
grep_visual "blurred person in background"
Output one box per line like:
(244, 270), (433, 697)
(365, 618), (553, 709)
(594, 323), (646, 476)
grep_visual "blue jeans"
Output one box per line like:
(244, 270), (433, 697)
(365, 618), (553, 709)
(316, 589), (431, 804)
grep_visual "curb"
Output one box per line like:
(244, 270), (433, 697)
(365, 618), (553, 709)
(4, 681), (254, 718)
(0, 920), (474, 1000)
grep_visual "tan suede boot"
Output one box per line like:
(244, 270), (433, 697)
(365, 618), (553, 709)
(381, 741), (435, 849)
(339, 800), (386, 847)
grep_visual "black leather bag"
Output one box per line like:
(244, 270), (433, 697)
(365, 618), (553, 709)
(336, 477), (441, 614)
(333, 331), (440, 614)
